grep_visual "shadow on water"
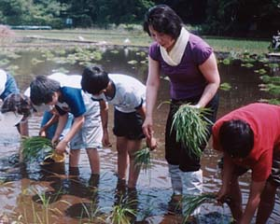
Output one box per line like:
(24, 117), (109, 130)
(0, 45), (279, 223)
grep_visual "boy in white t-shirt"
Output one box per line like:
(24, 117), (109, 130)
(81, 65), (156, 189)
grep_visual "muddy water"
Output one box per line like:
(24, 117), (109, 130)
(0, 46), (279, 223)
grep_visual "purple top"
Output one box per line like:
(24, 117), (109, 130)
(149, 33), (213, 100)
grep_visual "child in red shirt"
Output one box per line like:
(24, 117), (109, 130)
(212, 103), (280, 224)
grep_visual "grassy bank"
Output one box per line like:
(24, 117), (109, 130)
(13, 28), (271, 55)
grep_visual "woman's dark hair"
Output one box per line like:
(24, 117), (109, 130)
(219, 119), (254, 158)
(30, 75), (60, 105)
(81, 66), (109, 95)
(1, 93), (32, 117)
(143, 4), (183, 39)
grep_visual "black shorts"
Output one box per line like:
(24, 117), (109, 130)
(113, 109), (145, 140)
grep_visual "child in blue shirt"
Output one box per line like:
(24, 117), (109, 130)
(24, 73), (74, 141)
(30, 74), (106, 175)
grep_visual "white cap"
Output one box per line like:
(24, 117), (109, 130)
(0, 111), (23, 126)
(0, 70), (7, 96)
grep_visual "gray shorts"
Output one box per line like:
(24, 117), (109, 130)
(70, 113), (102, 150)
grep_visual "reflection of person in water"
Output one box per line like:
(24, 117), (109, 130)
(63, 170), (100, 220)
(35, 164), (100, 220)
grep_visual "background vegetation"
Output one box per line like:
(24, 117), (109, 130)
(0, 0), (279, 38)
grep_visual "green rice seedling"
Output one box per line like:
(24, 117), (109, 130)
(78, 200), (102, 224)
(134, 147), (153, 172)
(33, 189), (63, 224)
(157, 100), (171, 109)
(107, 196), (137, 224)
(31, 189), (66, 224)
(171, 104), (212, 157)
(35, 192), (52, 224)
(183, 193), (216, 222)
(134, 146), (153, 184)
(21, 136), (54, 162)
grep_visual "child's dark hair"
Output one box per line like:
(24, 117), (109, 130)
(219, 119), (254, 158)
(30, 75), (60, 105)
(1, 93), (32, 117)
(143, 4), (183, 39)
(81, 66), (109, 95)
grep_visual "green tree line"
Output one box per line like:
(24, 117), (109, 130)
(0, 0), (279, 37)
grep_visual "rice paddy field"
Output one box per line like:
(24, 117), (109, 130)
(4, 27), (271, 55)
(0, 29), (279, 223)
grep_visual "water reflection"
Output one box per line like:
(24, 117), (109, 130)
(0, 46), (279, 223)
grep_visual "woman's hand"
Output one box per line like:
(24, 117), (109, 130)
(146, 136), (157, 151)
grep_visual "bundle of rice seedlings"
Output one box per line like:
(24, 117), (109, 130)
(134, 147), (153, 171)
(171, 104), (212, 157)
(183, 193), (217, 220)
(107, 197), (137, 224)
(21, 136), (54, 162)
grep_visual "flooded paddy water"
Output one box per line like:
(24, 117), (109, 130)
(0, 43), (280, 223)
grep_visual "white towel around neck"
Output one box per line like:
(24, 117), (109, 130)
(160, 27), (190, 66)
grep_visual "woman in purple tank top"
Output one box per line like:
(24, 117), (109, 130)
(142, 4), (220, 217)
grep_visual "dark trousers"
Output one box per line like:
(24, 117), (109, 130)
(165, 94), (219, 172)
